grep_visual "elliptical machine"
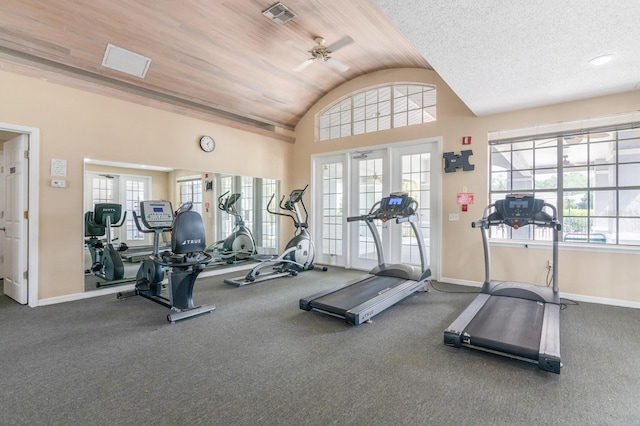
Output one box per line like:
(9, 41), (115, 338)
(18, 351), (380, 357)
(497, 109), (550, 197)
(224, 184), (327, 286)
(209, 191), (257, 262)
(117, 200), (215, 323)
(84, 203), (127, 283)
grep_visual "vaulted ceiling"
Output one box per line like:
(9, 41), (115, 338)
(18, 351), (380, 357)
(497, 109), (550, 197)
(1, 1), (638, 143)
(0, 1), (429, 141)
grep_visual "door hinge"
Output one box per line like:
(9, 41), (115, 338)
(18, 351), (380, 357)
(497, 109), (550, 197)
(23, 271), (28, 280)
(24, 150), (29, 159)
(24, 210), (28, 220)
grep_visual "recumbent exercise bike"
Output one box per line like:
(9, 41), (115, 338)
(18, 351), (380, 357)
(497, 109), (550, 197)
(84, 203), (128, 284)
(117, 200), (215, 323)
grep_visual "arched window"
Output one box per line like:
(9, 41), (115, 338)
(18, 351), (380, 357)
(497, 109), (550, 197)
(318, 83), (436, 141)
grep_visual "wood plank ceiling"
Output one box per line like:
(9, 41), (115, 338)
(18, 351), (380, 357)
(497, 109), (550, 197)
(0, 0), (430, 141)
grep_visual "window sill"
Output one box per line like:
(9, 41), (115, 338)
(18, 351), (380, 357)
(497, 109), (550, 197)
(489, 239), (640, 255)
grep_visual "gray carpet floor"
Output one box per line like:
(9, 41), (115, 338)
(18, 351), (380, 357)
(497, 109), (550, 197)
(1, 267), (639, 425)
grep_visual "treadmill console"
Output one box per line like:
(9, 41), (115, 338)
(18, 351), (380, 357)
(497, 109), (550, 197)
(140, 201), (174, 229)
(494, 194), (546, 228)
(378, 193), (416, 221)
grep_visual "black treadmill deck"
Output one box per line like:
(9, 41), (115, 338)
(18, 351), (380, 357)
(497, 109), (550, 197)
(464, 296), (545, 361)
(308, 275), (407, 316)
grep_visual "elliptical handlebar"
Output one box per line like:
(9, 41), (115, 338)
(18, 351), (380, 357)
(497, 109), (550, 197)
(218, 191), (242, 215)
(218, 191), (230, 211)
(175, 201), (193, 215)
(267, 186), (310, 229)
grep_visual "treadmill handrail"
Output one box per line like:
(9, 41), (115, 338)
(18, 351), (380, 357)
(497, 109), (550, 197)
(346, 204), (428, 274)
(473, 198), (560, 293)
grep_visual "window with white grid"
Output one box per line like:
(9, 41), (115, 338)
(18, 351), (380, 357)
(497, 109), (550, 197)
(318, 83), (436, 141)
(490, 125), (640, 246)
(179, 178), (202, 215)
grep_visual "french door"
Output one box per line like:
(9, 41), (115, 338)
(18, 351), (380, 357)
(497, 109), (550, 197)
(313, 138), (440, 278)
(350, 150), (388, 271)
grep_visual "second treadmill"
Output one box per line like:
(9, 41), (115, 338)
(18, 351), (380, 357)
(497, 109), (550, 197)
(300, 193), (431, 325)
(444, 194), (563, 373)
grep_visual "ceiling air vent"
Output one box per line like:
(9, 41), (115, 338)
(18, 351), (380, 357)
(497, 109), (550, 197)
(101, 44), (152, 78)
(262, 2), (296, 25)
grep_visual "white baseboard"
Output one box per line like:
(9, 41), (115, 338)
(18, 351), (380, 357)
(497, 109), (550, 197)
(439, 277), (483, 288)
(37, 283), (136, 306)
(439, 277), (640, 310)
(558, 291), (640, 310)
(37, 261), (256, 307)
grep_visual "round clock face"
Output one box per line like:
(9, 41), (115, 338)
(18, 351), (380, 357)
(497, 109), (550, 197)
(199, 135), (215, 152)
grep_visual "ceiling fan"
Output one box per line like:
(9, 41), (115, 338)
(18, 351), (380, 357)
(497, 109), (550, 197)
(289, 35), (354, 73)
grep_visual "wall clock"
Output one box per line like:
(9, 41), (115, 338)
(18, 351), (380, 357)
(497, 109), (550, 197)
(199, 135), (215, 152)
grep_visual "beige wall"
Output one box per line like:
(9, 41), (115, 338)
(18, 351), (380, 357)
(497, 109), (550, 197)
(293, 68), (640, 304)
(3, 65), (639, 304)
(0, 69), (293, 300)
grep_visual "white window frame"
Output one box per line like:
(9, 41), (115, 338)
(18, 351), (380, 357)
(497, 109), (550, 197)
(489, 112), (640, 251)
(317, 83), (437, 141)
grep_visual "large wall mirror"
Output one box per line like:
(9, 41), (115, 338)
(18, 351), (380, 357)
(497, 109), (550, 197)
(83, 159), (280, 291)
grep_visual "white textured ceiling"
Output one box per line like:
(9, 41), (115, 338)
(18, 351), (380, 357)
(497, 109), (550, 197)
(374, 0), (640, 116)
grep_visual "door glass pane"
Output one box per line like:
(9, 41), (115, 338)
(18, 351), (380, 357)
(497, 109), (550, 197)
(125, 179), (146, 241)
(321, 162), (343, 256)
(357, 158), (383, 260)
(261, 179), (278, 250)
(240, 177), (254, 232)
(400, 153), (430, 266)
(219, 176), (234, 239)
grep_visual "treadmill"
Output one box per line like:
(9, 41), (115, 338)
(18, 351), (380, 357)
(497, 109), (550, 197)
(444, 194), (562, 373)
(300, 193), (431, 325)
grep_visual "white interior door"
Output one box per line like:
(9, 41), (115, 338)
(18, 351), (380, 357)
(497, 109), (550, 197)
(4, 134), (28, 304)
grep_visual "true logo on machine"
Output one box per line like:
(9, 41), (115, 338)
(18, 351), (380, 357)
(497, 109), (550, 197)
(181, 239), (202, 245)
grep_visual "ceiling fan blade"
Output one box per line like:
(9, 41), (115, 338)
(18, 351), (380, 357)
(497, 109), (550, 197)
(294, 58), (314, 72)
(327, 57), (349, 73)
(326, 35), (353, 53)
(286, 39), (311, 53)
